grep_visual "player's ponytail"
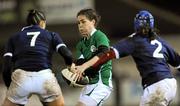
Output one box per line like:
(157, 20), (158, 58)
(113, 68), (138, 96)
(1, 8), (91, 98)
(148, 28), (160, 41)
(26, 9), (46, 25)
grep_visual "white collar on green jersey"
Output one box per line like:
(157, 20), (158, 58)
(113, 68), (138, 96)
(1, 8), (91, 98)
(90, 28), (97, 36)
(84, 28), (97, 40)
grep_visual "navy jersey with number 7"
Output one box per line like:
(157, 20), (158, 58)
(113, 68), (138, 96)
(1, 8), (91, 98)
(112, 33), (180, 88)
(4, 25), (65, 71)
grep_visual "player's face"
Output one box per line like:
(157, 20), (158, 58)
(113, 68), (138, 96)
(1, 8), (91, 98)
(77, 15), (95, 37)
(39, 20), (46, 29)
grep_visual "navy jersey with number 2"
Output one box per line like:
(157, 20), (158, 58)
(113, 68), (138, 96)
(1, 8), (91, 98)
(4, 25), (65, 71)
(112, 33), (180, 88)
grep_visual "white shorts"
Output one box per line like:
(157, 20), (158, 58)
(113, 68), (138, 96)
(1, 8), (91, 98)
(140, 78), (177, 106)
(79, 83), (112, 106)
(7, 69), (62, 105)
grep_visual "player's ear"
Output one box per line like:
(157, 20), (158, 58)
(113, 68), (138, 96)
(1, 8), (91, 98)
(92, 19), (96, 26)
(39, 20), (46, 29)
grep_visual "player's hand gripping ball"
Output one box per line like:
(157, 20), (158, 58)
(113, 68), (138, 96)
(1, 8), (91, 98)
(61, 68), (89, 87)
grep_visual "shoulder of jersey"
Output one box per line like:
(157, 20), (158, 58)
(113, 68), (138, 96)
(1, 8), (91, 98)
(48, 31), (59, 36)
(95, 30), (106, 36)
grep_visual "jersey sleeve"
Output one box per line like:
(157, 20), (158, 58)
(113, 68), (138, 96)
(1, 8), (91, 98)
(51, 32), (66, 52)
(3, 37), (14, 57)
(112, 37), (135, 58)
(163, 41), (180, 68)
(3, 37), (14, 87)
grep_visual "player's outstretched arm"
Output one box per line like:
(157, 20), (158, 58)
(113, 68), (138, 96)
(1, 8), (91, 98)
(58, 46), (73, 66)
(75, 49), (116, 75)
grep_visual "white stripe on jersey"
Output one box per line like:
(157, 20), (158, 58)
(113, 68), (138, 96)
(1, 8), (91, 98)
(3, 52), (13, 57)
(56, 43), (66, 52)
(128, 33), (136, 38)
(111, 47), (119, 59)
(175, 65), (180, 70)
(21, 25), (33, 31)
(78, 54), (84, 59)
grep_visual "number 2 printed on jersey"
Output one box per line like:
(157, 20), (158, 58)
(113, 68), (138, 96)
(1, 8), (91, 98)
(151, 39), (164, 58)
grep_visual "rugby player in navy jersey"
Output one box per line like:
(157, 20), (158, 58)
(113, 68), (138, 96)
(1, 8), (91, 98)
(74, 10), (180, 106)
(2, 9), (73, 106)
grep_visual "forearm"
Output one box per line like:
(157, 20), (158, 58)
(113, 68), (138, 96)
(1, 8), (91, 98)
(82, 49), (116, 70)
(2, 56), (12, 87)
(82, 56), (100, 70)
(58, 46), (73, 65)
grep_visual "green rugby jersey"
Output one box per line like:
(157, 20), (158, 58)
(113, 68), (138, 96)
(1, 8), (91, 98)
(76, 30), (112, 87)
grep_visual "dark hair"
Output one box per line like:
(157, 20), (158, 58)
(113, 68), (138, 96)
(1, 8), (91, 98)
(77, 8), (101, 27)
(136, 28), (159, 42)
(148, 28), (160, 41)
(26, 9), (46, 25)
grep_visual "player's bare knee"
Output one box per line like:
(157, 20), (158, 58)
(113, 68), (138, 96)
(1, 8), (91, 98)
(47, 97), (64, 106)
(2, 98), (16, 106)
(59, 97), (65, 106)
(76, 102), (86, 106)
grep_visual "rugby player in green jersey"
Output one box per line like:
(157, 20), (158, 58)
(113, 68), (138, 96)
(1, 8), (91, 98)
(72, 9), (113, 106)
